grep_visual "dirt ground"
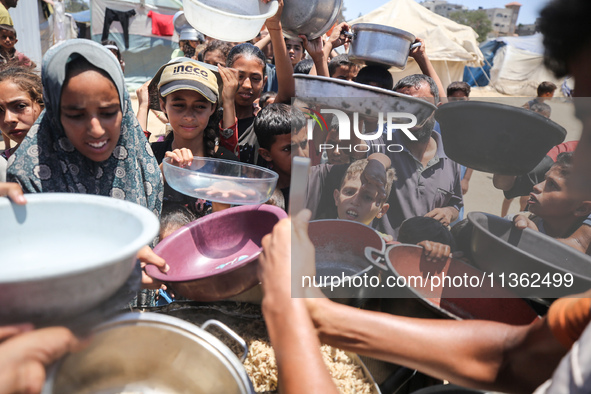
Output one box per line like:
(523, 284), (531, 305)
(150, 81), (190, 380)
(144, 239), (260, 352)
(4, 88), (580, 220)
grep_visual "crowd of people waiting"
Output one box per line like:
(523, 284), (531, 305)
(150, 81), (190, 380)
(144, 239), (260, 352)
(1, 0), (591, 392)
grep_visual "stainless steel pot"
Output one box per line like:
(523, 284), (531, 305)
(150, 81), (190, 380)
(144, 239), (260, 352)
(281, 0), (342, 40)
(43, 313), (254, 394)
(348, 23), (421, 69)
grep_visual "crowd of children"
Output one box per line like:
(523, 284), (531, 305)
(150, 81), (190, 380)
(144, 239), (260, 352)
(1, 0), (591, 392)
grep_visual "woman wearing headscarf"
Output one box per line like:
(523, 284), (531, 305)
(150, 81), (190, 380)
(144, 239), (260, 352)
(7, 39), (167, 304)
(7, 39), (163, 216)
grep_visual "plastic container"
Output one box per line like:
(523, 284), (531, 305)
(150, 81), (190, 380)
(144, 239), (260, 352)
(182, 0), (279, 42)
(0, 193), (159, 325)
(162, 156), (278, 205)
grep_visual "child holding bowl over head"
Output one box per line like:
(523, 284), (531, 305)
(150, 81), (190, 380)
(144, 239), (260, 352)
(6, 39), (168, 293)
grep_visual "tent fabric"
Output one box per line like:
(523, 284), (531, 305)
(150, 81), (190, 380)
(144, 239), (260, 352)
(464, 33), (564, 96)
(92, 0), (181, 90)
(348, 0), (483, 90)
(9, 0), (43, 67)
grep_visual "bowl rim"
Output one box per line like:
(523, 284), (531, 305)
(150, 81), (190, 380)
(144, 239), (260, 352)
(435, 100), (567, 137)
(294, 74), (438, 111)
(351, 22), (416, 42)
(183, 0), (279, 20)
(163, 156), (279, 182)
(0, 193), (159, 283)
(148, 204), (287, 282)
(43, 312), (252, 393)
(467, 211), (591, 277)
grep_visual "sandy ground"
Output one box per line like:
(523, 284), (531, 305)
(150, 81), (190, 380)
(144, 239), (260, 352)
(3, 89), (581, 220)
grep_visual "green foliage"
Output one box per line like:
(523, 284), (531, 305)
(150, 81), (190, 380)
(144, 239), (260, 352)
(449, 9), (492, 42)
(65, 0), (88, 13)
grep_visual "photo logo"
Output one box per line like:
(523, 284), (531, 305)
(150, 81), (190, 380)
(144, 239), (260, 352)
(305, 107), (329, 132)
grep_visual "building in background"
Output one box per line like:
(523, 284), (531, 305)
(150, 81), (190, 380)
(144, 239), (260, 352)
(420, 0), (466, 18)
(484, 2), (521, 37)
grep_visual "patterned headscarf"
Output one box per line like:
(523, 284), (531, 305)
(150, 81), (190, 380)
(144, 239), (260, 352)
(7, 40), (163, 217)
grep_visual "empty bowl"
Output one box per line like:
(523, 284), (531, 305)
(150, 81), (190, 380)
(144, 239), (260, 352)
(367, 245), (539, 325)
(468, 212), (591, 298)
(0, 193), (159, 325)
(182, 0), (279, 42)
(146, 204), (287, 301)
(435, 101), (566, 175)
(162, 157), (278, 205)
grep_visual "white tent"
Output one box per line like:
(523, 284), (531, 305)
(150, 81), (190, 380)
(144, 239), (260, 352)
(486, 33), (563, 96)
(92, 0), (182, 90)
(348, 0), (484, 90)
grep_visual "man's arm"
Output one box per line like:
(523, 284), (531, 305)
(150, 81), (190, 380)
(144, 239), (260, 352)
(308, 298), (567, 393)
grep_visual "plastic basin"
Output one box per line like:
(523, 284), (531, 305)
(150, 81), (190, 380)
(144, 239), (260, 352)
(182, 0), (279, 42)
(163, 157), (278, 205)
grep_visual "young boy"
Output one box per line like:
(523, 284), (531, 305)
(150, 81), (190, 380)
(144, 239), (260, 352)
(522, 81), (557, 112)
(333, 155), (395, 226)
(512, 152), (591, 239)
(328, 54), (359, 81)
(446, 81), (470, 101)
(254, 103), (308, 211)
(0, 25), (31, 67)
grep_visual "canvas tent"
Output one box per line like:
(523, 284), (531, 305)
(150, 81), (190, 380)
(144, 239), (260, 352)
(464, 33), (564, 96)
(348, 0), (483, 90)
(92, 0), (182, 90)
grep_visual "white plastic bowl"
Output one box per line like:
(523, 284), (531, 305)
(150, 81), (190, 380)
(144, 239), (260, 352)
(163, 157), (278, 205)
(182, 0), (279, 42)
(0, 193), (159, 325)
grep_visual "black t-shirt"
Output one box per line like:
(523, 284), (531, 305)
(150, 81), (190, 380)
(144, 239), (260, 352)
(151, 139), (238, 217)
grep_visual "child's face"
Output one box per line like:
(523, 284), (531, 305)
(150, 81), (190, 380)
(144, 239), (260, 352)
(528, 166), (581, 220)
(260, 126), (308, 179)
(160, 90), (216, 142)
(0, 80), (41, 145)
(334, 174), (389, 225)
(285, 39), (304, 66)
(448, 91), (469, 101)
(332, 65), (358, 82)
(204, 49), (225, 66)
(0, 30), (16, 50)
(60, 69), (122, 162)
(232, 56), (266, 108)
(325, 128), (351, 165)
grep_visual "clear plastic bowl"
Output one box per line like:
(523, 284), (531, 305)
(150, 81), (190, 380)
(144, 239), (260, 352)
(163, 157), (278, 205)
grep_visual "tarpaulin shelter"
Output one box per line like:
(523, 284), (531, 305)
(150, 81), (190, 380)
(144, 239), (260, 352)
(464, 33), (563, 96)
(348, 0), (484, 90)
(91, 0), (182, 89)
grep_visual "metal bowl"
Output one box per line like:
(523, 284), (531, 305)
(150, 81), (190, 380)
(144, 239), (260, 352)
(435, 101), (566, 175)
(468, 212), (591, 298)
(365, 244), (539, 324)
(146, 205), (287, 302)
(349, 23), (417, 69)
(309, 220), (385, 304)
(163, 157), (278, 205)
(43, 313), (254, 394)
(0, 194), (159, 325)
(295, 74), (437, 125)
(281, 0), (342, 40)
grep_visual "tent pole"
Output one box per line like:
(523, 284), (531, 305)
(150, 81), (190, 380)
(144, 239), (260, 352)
(444, 60), (452, 85)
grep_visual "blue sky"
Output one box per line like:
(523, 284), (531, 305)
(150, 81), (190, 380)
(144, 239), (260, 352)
(343, 0), (552, 25)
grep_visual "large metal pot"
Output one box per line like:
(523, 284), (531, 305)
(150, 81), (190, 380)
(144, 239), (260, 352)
(146, 204), (287, 302)
(309, 220), (385, 305)
(348, 23), (420, 69)
(281, 0), (342, 40)
(43, 313), (254, 394)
